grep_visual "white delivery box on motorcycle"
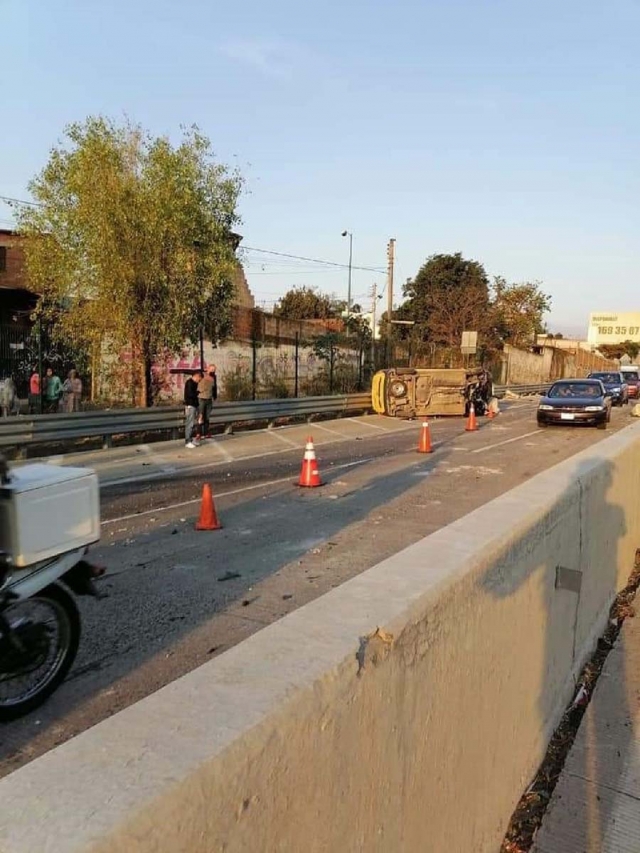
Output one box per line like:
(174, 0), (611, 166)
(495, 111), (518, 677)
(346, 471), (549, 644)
(0, 464), (100, 567)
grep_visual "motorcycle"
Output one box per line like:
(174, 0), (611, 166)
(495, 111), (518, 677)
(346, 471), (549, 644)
(0, 456), (104, 721)
(465, 369), (494, 417)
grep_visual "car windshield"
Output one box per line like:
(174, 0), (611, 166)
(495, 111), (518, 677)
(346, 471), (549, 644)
(548, 383), (601, 399)
(624, 372), (639, 382)
(590, 373), (620, 384)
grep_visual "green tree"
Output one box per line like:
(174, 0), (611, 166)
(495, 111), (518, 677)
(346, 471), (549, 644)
(274, 286), (335, 320)
(15, 116), (243, 406)
(401, 253), (491, 348)
(491, 278), (551, 348)
(599, 340), (640, 361)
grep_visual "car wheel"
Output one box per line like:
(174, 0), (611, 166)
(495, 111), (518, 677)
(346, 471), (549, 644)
(389, 380), (408, 398)
(537, 420), (548, 428)
(607, 409), (612, 423)
(597, 420), (607, 430)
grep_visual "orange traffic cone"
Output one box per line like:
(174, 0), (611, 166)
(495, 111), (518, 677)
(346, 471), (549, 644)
(298, 437), (322, 487)
(195, 483), (222, 530)
(418, 421), (433, 453)
(465, 402), (478, 432)
(487, 407), (495, 420)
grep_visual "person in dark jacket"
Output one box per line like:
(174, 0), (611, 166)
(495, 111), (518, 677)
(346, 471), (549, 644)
(184, 370), (202, 448)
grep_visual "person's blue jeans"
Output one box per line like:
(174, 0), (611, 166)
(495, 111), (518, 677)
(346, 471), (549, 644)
(185, 405), (197, 444)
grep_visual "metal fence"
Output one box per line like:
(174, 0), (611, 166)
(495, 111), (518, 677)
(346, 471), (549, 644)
(0, 322), (85, 406)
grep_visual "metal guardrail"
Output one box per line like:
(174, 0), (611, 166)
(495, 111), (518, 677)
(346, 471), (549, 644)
(0, 384), (545, 453)
(0, 393), (373, 452)
(494, 383), (551, 397)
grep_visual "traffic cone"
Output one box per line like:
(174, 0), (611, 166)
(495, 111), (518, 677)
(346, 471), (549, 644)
(195, 483), (222, 530)
(487, 407), (495, 420)
(298, 437), (322, 487)
(465, 402), (478, 432)
(418, 421), (433, 453)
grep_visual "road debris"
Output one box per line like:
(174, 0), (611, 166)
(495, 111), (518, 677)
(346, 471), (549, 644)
(218, 570), (241, 582)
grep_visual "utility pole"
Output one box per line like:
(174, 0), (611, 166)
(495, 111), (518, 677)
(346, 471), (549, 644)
(341, 230), (353, 336)
(370, 283), (378, 368)
(386, 238), (396, 367)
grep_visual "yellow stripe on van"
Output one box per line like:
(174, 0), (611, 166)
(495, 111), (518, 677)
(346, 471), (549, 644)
(371, 371), (387, 414)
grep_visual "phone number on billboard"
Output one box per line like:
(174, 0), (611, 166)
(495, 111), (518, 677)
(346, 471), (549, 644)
(598, 326), (640, 336)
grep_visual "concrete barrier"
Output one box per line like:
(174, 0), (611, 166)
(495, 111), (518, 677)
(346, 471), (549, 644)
(2, 424), (640, 853)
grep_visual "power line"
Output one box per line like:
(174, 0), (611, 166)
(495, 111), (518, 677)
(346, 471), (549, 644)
(243, 245), (385, 274)
(1, 195), (388, 276)
(0, 195), (40, 208)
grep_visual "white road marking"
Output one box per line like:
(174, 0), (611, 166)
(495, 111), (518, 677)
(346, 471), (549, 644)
(470, 429), (542, 454)
(309, 422), (346, 437)
(101, 458), (373, 526)
(268, 431), (300, 448)
(202, 438), (234, 462)
(346, 417), (389, 431)
(100, 427), (412, 488)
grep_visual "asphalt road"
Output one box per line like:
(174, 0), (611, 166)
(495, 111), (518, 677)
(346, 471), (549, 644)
(1, 402), (634, 777)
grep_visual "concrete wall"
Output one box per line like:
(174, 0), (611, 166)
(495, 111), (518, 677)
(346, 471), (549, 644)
(2, 425), (640, 853)
(502, 344), (559, 384)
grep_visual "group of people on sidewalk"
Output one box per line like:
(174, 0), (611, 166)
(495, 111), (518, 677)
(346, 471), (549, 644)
(183, 366), (218, 448)
(28, 368), (83, 414)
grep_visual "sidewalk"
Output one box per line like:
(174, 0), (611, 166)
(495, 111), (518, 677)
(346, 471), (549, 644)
(533, 611), (640, 852)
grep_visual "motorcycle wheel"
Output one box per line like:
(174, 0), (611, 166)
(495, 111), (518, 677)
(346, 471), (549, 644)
(0, 583), (80, 721)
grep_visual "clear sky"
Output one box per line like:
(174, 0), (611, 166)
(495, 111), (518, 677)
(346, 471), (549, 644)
(2, 0), (638, 334)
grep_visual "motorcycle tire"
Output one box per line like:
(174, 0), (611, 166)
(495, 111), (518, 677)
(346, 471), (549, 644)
(0, 583), (80, 722)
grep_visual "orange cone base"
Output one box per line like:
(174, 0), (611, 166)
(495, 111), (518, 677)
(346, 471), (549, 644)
(298, 460), (323, 487)
(417, 422), (433, 453)
(195, 518), (223, 530)
(194, 484), (223, 530)
(298, 437), (323, 487)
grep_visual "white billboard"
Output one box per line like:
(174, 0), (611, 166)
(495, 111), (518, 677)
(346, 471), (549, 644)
(587, 312), (640, 346)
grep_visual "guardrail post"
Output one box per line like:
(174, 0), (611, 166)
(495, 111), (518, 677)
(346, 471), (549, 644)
(102, 434), (113, 450)
(252, 338), (257, 401)
(224, 424), (233, 435)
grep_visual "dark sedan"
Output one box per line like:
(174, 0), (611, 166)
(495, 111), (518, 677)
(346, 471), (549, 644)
(537, 379), (611, 429)
(587, 371), (629, 406)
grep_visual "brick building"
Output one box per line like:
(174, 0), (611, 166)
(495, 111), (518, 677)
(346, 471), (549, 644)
(0, 228), (255, 317)
(0, 229), (37, 324)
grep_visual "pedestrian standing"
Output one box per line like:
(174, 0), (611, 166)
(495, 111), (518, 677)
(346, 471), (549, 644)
(197, 365), (217, 440)
(0, 377), (17, 418)
(44, 368), (63, 413)
(29, 370), (41, 414)
(71, 370), (83, 412)
(184, 369), (202, 449)
(62, 371), (73, 413)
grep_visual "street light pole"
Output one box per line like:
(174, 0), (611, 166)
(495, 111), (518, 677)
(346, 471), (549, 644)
(341, 230), (353, 335)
